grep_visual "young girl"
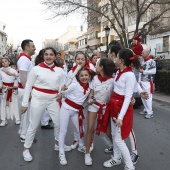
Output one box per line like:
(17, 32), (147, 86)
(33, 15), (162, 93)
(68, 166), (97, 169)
(59, 68), (92, 165)
(104, 49), (137, 170)
(21, 47), (68, 162)
(90, 54), (97, 67)
(85, 58), (115, 165)
(0, 57), (20, 126)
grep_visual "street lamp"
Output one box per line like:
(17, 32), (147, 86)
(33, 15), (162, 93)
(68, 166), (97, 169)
(104, 25), (110, 54)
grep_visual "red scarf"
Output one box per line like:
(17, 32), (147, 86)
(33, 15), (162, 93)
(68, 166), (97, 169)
(71, 65), (77, 72)
(39, 62), (56, 72)
(90, 61), (96, 66)
(98, 74), (112, 83)
(79, 81), (89, 94)
(18, 53), (31, 61)
(144, 56), (152, 62)
(115, 67), (132, 81)
(59, 66), (64, 69)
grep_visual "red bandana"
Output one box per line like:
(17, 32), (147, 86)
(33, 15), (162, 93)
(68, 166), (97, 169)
(59, 66), (64, 69)
(98, 74), (112, 83)
(39, 62), (56, 72)
(71, 65), (77, 72)
(79, 81), (89, 94)
(144, 56), (152, 62)
(18, 53), (31, 61)
(90, 61), (96, 66)
(115, 67), (132, 81)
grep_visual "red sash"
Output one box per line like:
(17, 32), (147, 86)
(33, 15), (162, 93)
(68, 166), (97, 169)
(33, 87), (58, 94)
(101, 92), (133, 140)
(18, 82), (24, 89)
(3, 82), (14, 105)
(65, 98), (84, 138)
(94, 101), (106, 135)
(150, 81), (154, 94)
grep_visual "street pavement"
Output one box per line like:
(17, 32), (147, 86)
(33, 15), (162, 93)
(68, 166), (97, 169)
(0, 93), (170, 170)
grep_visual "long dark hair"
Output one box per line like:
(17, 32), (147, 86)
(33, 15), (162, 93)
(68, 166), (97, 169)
(34, 49), (44, 66)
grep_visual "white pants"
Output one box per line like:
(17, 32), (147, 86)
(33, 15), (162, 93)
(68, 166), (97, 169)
(41, 109), (51, 126)
(59, 106), (84, 155)
(141, 82), (153, 115)
(0, 89), (20, 122)
(73, 105), (88, 141)
(129, 129), (137, 153)
(111, 120), (134, 169)
(24, 90), (60, 148)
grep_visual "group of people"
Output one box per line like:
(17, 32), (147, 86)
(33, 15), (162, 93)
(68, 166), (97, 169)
(0, 36), (156, 170)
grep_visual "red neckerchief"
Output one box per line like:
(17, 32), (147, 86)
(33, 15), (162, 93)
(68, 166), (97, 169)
(71, 65), (77, 72)
(18, 53), (31, 61)
(79, 81), (89, 94)
(90, 61), (96, 66)
(144, 56), (152, 62)
(98, 74), (112, 83)
(115, 67), (132, 81)
(59, 66), (64, 69)
(39, 62), (56, 72)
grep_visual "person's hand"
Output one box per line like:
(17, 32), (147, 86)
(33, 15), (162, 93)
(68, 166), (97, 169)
(139, 68), (143, 73)
(2, 69), (15, 76)
(116, 119), (123, 127)
(21, 107), (28, 114)
(140, 91), (149, 100)
(130, 97), (136, 106)
(56, 94), (62, 102)
(61, 85), (67, 91)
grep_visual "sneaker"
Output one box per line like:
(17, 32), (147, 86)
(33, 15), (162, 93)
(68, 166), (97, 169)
(104, 146), (113, 153)
(59, 154), (67, 165)
(78, 146), (86, 153)
(131, 152), (139, 165)
(85, 153), (92, 166)
(15, 120), (20, 125)
(70, 140), (78, 149)
(139, 111), (147, 115)
(145, 114), (153, 119)
(23, 150), (33, 162)
(103, 155), (121, 167)
(0, 120), (8, 127)
(54, 144), (72, 152)
(90, 142), (94, 152)
(124, 165), (135, 170)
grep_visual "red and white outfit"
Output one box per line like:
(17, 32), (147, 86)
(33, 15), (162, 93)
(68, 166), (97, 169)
(22, 62), (64, 148)
(0, 67), (20, 124)
(139, 56), (156, 115)
(108, 67), (136, 169)
(59, 81), (91, 156)
(17, 53), (33, 139)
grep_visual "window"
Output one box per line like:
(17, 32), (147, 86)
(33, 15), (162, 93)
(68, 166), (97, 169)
(163, 36), (169, 52)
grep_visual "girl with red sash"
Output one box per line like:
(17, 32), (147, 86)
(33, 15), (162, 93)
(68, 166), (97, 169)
(85, 58), (115, 166)
(21, 47), (68, 162)
(103, 49), (139, 170)
(0, 57), (20, 126)
(58, 67), (92, 165)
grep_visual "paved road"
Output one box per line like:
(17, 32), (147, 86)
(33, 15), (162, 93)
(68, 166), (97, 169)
(0, 100), (170, 170)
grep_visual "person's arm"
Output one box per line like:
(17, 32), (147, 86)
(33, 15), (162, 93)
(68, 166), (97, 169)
(20, 70), (27, 88)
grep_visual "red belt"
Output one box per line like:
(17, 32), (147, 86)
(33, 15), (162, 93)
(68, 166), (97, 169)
(65, 98), (84, 138)
(33, 87), (59, 94)
(18, 82), (24, 89)
(94, 101), (106, 136)
(150, 82), (154, 94)
(3, 82), (14, 105)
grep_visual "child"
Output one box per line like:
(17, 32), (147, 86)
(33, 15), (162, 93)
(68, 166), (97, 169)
(85, 58), (115, 165)
(59, 67), (92, 165)
(104, 49), (138, 170)
(0, 57), (20, 126)
(21, 47), (70, 162)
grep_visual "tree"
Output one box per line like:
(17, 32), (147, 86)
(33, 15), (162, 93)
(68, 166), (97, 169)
(41, 0), (170, 48)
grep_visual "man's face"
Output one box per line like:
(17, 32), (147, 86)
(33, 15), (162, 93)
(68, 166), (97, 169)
(141, 50), (149, 59)
(27, 42), (36, 56)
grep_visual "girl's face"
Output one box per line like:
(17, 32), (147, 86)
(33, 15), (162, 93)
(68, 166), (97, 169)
(92, 55), (97, 63)
(75, 54), (86, 67)
(95, 61), (103, 75)
(2, 59), (10, 67)
(78, 70), (91, 85)
(44, 49), (56, 65)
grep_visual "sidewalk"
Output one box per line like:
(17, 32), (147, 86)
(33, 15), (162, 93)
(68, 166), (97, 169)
(153, 91), (170, 105)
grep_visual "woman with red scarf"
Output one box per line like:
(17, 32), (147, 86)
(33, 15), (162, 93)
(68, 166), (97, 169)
(103, 49), (139, 170)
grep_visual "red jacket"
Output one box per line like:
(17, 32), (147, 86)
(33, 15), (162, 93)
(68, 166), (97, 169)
(132, 42), (143, 56)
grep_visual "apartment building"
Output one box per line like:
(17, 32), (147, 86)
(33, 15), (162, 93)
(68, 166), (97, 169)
(0, 21), (7, 56)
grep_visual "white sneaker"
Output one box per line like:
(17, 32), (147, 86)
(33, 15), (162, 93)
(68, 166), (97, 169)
(124, 165), (135, 170)
(0, 120), (8, 127)
(103, 155), (121, 167)
(85, 153), (92, 166)
(23, 150), (33, 162)
(104, 145), (113, 153)
(78, 146), (86, 153)
(59, 154), (67, 165)
(70, 140), (78, 149)
(15, 120), (20, 125)
(145, 114), (153, 119)
(139, 111), (147, 115)
(54, 144), (72, 152)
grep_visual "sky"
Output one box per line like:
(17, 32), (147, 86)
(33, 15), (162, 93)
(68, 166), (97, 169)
(0, 0), (86, 52)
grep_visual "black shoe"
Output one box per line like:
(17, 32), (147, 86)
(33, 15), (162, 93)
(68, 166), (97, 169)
(41, 125), (54, 129)
(131, 152), (139, 165)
